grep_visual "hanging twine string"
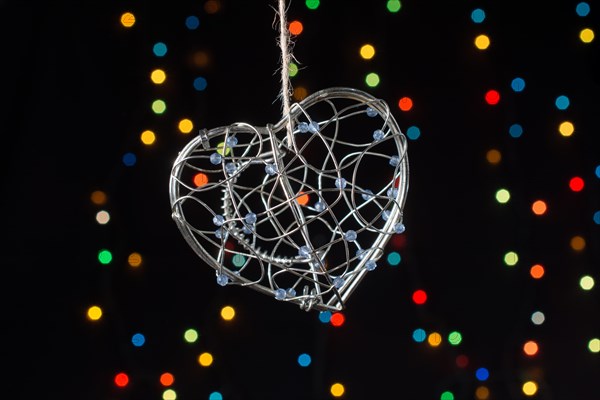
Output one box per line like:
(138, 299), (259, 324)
(276, 0), (294, 146)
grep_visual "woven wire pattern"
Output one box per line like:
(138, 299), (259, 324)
(169, 87), (409, 311)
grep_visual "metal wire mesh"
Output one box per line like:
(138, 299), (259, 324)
(169, 87), (409, 311)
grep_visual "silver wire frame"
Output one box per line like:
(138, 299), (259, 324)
(169, 87), (409, 312)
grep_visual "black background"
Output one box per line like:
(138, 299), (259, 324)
(2, 1), (599, 399)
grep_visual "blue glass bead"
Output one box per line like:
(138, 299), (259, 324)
(356, 248), (366, 260)
(335, 177), (347, 189)
(245, 212), (257, 224)
(387, 188), (399, 197)
(373, 129), (384, 141)
(226, 136), (238, 147)
(265, 163), (278, 175)
(382, 210), (391, 221)
(216, 273), (229, 286)
(298, 245), (311, 258)
(210, 153), (222, 164)
(314, 201), (326, 212)
(366, 107), (378, 117)
(308, 120), (319, 133)
(394, 223), (406, 234)
(213, 214), (225, 226)
(365, 260), (377, 271)
(287, 288), (297, 297)
(298, 121), (309, 133)
(344, 230), (357, 242)
(215, 228), (226, 239)
(361, 189), (374, 201)
(274, 288), (286, 300)
(389, 155), (400, 167)
(333, 276), (345, 289)
(225, 162), (236, 175)
(242, 225), (253, 234)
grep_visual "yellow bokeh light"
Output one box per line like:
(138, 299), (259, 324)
(570, 235), (586, 251)
(128, 252), (143, 268)
(162, 389), (176, 400)
(495, 188), (510, 204)
(474, 34), (490, 50)
(178, 119), (194, 134)
(220, 306), (235, 321)
(504, 251), (518, 266)
(141, 129), (156, 145)
(184, 329), (199, 343)
(579, 275), (595, 290)
(96, 210), (110, 225)
(151, 69), (166, 84)
(522, 380), (538, 396)
(330, 383), (345, 397)
(87, 305), (103, 321)
(120, 12), (136, 28)
(588, 338), (600, 353)
(579, 27), (595, 43)
(360, 44), (376, 60)
(428, 332), (442, 347)
(558, 121), (574, 137)
(198, 352), (214, 367)
(486, 149), (501, 164)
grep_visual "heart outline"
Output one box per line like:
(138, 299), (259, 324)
(169, 87), (409, 311)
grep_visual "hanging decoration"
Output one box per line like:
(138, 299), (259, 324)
(169, 1), (409, 311)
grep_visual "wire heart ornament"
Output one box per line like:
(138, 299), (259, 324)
(169, 87), (409, 311)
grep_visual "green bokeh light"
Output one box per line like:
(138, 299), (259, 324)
(387, 0), (402, 13)
(98, 249), (113, 265)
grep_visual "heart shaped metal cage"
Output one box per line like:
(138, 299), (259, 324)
(169, 87), (409, 312)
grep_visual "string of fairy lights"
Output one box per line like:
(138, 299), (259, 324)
(85, 1), (597, 399)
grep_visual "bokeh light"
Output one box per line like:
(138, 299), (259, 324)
(141, 129), (156, 145)
(120, 12), (135, 28)
(198, 352), (214, 367)
(178, 118), (194, 134)
(128, 252), (143, 268)
(330, 382), (345, 397)
(504, 251), (518, 266)
(183, 329), (199, 343)
(471, 8), (486, 23)
(114, 372), (129, 387)
(360, 44), (375, 59)
(579, 275), (595, 290)
(412, 289), (427, 304)
(475, 34), (490, 50)
(386, 0), (402, 13)
(86, 305), (102, 321)
(495, 188), (510, 204)
(484, 89), (500, 105)
(559, 121), (575, 137)
(570, 235), (586, 251)
(579, 27), (595, 43)
(531, 311), (545, 325)
(220, 306), (235, 321)
(522, 381), (538, 396)
(365, 72), (380, 87)
(531, 200), (547, 215)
